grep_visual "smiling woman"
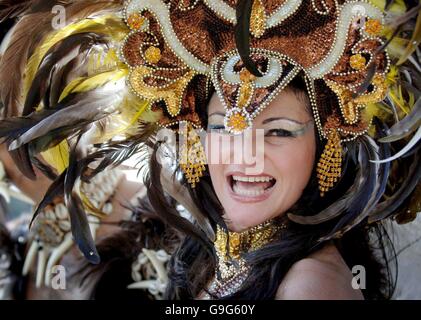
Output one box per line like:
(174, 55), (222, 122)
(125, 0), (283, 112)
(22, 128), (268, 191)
(0, 0), (419, 301)
(155, 74), (391, 300)
(206, 78), (316, 232)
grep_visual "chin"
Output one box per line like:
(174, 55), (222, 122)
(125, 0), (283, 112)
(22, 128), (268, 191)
(222, 199), (278, 232)
(225, 213), (272, 232)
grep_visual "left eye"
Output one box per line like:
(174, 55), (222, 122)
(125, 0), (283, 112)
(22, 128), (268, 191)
(265, 129), (294, 138)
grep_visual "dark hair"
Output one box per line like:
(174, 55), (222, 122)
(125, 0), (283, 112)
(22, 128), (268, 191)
(145, 74), (398, 300)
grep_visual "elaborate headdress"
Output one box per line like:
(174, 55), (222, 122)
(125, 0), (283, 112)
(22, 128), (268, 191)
(0, 0), (419, 263)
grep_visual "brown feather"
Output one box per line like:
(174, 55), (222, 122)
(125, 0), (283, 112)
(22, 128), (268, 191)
(0, 0), (123, 117)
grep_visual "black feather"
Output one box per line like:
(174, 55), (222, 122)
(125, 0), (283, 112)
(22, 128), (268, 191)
(65, 142), (100, 264)
(23, 32), (106, 116)
(379, 97), (421, 142)
(0, 110), (53, 179)
(7, 144), (36, 179)
(85, 124), (157, 180)
(29, 169), (66, 228)
(30, 155), (58, 180)
(319, 136), (381, 239)
(9, 88), (121, 150)
(368, 151), (421, 223)
(235, 0), (262, 77)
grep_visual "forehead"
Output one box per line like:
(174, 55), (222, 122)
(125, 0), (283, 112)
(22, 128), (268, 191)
(207, 88), (311, 122)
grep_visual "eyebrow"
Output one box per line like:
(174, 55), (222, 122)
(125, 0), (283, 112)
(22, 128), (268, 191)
(262, 117), (307, 125)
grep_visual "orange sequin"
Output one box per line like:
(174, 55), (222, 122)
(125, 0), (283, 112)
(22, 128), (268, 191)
(350, 53), (366, 70)
(127, 13), (145, 30)
(227, 113), (249, 132)
(144, 46), (162, 64)
(365, 19), (382, 36)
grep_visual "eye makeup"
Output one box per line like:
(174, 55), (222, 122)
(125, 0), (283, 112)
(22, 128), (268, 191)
(207, 113), (226, 133)
(262, 119), (313, 145)
(207, 114), (313, 139)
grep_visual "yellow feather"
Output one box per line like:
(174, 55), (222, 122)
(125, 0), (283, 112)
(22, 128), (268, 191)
(369, 0), (406, 13)
(139, 109), (163, 123)
(40, 140), (69, 174)
(92, 95), (151, 141)
(58, 68), (128, 102)
(80, 192), (107, 218)
(23, 15), (128, 99)
(88, 91), (164, 144)
(386, 65), (399, 84)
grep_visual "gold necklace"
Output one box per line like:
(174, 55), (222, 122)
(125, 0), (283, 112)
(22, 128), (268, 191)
(205, 219), (287, 299)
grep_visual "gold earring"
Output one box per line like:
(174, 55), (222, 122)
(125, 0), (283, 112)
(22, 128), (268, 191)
(317, 129), (343, 197)
(179, 122), (206, 188)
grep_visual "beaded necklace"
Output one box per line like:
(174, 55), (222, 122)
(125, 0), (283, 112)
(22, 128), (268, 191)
(204, 219), (287, 299)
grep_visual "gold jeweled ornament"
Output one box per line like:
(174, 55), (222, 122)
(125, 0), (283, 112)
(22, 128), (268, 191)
(205, 220), (286, 298)
(238, 68), (256, 108)
(317, 129), (343, 197)
(226, 110), (250, 133)
(250, 0), (266, 38)
(326, 74), (388, 125)
(144, 46), (162, 64)
(127, 13), (145, 30)
(179, 122), (206, 188)
(349, 53), (367, 70)
(128, 66), (196, 117)
(365, 18), (382, 36)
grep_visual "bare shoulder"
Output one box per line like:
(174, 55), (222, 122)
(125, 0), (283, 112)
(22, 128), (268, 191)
(276, 243), (364, 300)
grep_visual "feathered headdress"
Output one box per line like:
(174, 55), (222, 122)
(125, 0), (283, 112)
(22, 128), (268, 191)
(0, 0), (419, 263)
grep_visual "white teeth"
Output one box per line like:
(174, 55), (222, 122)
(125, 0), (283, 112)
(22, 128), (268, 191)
(232, 175), (274, 183)
(232, 184), (266, 197)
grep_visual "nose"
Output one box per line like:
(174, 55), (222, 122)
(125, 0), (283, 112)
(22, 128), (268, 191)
(206, 128), (262, 167)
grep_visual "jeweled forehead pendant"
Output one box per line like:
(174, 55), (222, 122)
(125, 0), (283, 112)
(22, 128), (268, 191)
(212, 49), (302, 135)
(225, 68), (256, 134)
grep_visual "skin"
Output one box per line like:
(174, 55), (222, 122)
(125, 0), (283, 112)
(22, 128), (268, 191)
(0, 143), (50, 204)
(206, 88), (363, 300)
(276, 242), (364, 300)
(206, 88), (316, 232)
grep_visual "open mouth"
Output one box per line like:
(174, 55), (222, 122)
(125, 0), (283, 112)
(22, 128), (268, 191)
(227, 174), (276, 198)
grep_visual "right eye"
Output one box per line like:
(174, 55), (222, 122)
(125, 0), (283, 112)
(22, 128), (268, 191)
(207, 124), (227, 134)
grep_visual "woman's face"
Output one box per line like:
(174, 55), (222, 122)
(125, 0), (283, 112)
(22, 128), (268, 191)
(206, 87), (316, 232)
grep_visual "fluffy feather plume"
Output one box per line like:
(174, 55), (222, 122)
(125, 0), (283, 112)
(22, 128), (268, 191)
(0, 0), (125, 117)
(0, 1), (154, 263)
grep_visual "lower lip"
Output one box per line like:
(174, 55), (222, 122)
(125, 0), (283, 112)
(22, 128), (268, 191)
(226, 178), (275, 203)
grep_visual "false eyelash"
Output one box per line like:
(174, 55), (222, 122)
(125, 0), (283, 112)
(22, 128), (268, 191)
(265, 129), (294, 138)
(207, 124), (227, 133)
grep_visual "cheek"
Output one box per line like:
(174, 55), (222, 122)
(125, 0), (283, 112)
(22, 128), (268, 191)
(267, 137), (316, 191)
(207, 162), (228, 211)
(206, 133), (226, 195)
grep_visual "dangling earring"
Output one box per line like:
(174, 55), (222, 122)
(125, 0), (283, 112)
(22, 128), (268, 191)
(317, 129), (343, 197)
(179, 122), (206, 188)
